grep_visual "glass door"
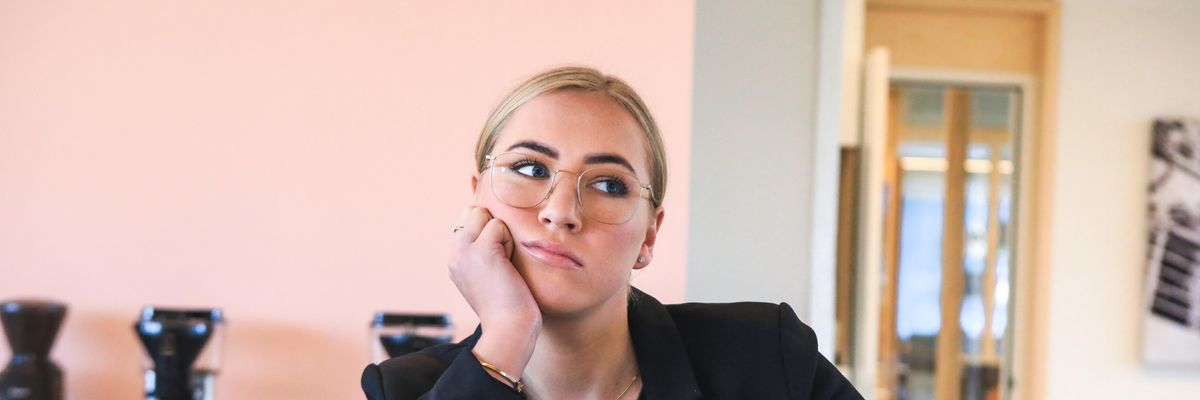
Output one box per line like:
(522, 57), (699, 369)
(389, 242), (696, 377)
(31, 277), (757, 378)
(878, 82), (1021, 400)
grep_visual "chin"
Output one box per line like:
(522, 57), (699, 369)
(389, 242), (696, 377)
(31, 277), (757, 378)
(524, 271), (594, 317)
(533, 292), (592, 318)
(517, 260), (624, 319)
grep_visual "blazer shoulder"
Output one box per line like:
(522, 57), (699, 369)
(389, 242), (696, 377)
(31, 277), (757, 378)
(664, 301), (816, 347)
(662, 302), (832, 397)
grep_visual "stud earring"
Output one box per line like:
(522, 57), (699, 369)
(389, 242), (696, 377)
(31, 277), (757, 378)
(637, 256), (647, 264)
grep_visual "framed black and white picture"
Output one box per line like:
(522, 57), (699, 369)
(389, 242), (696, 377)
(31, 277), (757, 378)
(1145, 118), (1200, 365)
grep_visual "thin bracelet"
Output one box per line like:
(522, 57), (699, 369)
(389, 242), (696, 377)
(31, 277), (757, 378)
(478, 358), (525, 393)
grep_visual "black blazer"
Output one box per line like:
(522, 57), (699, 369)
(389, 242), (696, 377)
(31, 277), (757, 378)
(361, 288), (863, 399)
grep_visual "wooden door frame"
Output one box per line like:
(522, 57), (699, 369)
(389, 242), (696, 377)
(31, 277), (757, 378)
(863, 1), (1059, 399)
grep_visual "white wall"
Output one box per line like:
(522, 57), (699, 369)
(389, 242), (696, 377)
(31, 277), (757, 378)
(1047, 0), (1200, 398)
(813, 0), (865, 358)
(687, 0), (822, 323)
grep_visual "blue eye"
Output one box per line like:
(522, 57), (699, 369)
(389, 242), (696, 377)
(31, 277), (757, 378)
(513, 161), (550, 178)
(590, 178), (630, 196)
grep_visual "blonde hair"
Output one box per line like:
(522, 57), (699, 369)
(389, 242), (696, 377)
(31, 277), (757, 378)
(474, 66), (667, 207)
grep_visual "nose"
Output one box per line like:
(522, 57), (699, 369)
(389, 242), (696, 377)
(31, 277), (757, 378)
(538, 172), (583, 232)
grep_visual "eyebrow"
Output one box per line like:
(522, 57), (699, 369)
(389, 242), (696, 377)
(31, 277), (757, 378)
(584, 153), (637, 174)
(505, 140), (638, 174)
(507, 140), (558, 159)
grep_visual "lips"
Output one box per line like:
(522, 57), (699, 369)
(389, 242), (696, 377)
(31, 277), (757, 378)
(521, 240), (583, 268)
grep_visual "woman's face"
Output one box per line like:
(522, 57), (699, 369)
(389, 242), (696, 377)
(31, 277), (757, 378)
(472, 90), (664, 318)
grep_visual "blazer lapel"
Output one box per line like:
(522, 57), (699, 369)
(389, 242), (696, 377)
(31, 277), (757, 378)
(627, 287), (703, 400)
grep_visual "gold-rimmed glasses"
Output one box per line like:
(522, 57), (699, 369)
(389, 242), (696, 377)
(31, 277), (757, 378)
(484, 152), (655, 224)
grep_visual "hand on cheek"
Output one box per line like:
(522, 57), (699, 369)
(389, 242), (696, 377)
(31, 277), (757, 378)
(447, 205), (540, 382)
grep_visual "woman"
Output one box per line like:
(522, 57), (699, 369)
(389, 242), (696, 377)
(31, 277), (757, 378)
(361, 67), (862, 400)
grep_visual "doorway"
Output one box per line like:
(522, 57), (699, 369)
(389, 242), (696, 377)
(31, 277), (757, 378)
(876, 81), (1022, 400)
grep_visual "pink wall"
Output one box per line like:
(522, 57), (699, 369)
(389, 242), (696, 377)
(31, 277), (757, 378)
(0, 1), (693, 398)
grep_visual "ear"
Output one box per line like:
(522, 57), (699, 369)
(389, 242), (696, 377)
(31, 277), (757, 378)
(633, 206), (665, 270)
(470, 174), (481, 206)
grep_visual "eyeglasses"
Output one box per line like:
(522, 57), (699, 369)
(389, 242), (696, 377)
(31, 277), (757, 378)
(484, 152), (655, 225)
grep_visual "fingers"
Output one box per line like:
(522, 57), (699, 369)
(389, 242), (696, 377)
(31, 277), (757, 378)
(455, 206), (514, 257)
(455, 206), (492, 244)
(478, 217), (513, 253)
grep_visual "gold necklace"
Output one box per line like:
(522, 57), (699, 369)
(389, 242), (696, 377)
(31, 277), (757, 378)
(527, 372), (639, 400)
(613, 374), (639, 400)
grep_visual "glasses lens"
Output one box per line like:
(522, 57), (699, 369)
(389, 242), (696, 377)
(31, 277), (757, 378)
(579, 168), (643, 224)
(490, 153), (554, 208)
